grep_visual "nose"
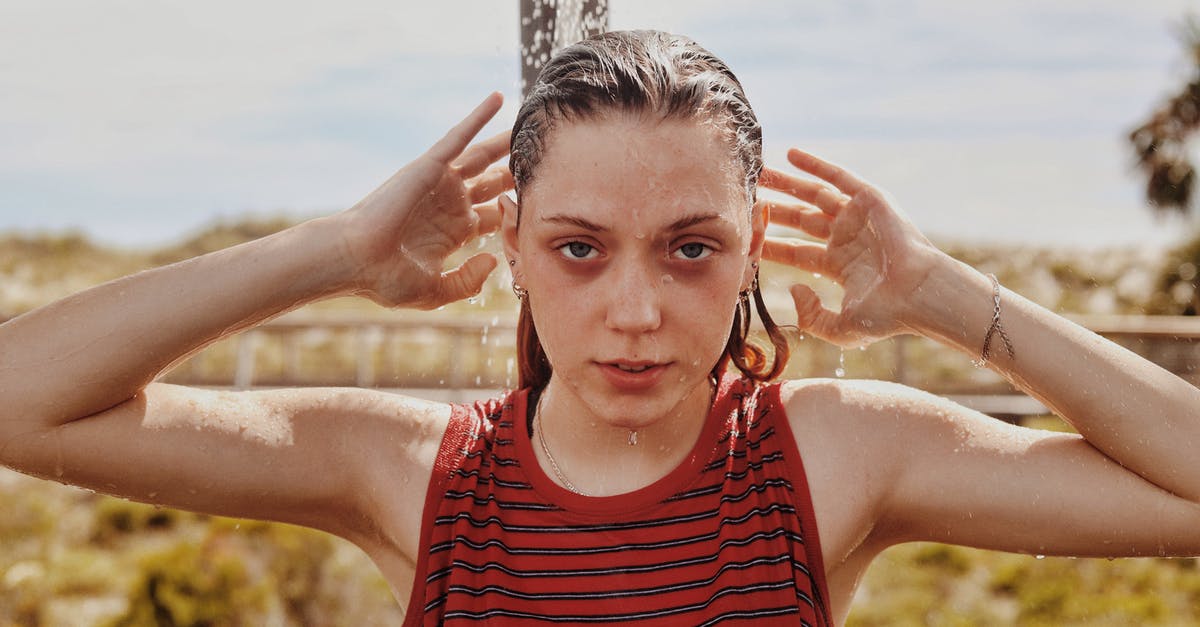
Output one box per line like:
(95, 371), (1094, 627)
(604, 260), (662, 334)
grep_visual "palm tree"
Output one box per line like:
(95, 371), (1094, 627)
(1129, 15), (1200, 215)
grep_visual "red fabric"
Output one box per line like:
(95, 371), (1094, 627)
(403, 375), (831, 626)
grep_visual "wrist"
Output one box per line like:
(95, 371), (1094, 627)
(903, 252), (996, 354)
(273, 216), (362, 301)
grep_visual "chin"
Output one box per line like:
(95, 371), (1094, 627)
(578, 375), (698, 426)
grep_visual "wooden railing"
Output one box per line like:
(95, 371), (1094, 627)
(8, 312), (1200, 418)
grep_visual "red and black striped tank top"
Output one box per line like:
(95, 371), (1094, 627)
(403, 375), (832, 626)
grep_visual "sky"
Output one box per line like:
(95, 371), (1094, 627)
(2, 0), (1198, 251)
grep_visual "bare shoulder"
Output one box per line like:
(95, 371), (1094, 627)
(779, 377), (960, 423)
(773, 379), (974, 566)
(335, 388), (457, 553)
(777, 377), (985, 458)
(776, 376), (1034, 501)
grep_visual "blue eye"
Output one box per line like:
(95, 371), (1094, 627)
(674, 242), (712, 260)
(559, 242), (598, 260)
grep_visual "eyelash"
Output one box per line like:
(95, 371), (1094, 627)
(555, 241), (714, 261)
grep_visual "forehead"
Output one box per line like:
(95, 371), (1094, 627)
(521, 115), (746, 224)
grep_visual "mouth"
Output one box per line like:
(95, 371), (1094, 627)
(611, 362), (657, 373)
(596, 360), (671, 391)
(602, 360), (666, 372)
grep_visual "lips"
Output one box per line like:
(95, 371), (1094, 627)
(596, 360), (669, 391)
(611, 361), (657, 373)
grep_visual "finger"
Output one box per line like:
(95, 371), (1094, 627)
(468, 165), (515, 204)
(426, 92), (504, 166)
(760, 200), (833, 240)
(436, 252), (498, 304)
(786, 149), (869, 196)
(455, 130), (512, 180)
(789, 283), (844, 345)
(759, 167), (847, 216)
(473, 202), (501, 236)
(763, 237), (828, 274)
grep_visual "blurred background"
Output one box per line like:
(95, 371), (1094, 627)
(3, 0), (1200, 624)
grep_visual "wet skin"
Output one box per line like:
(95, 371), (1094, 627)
(6, 93), (1200, 627)
(502, 115), (766, 494)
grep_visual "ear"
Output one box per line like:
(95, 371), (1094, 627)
(743, 200), (768, 289)
(500, 193), (521, 273)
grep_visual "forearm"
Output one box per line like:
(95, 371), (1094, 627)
(0, 216), (356, 429)
(910, 254), (1200, 502)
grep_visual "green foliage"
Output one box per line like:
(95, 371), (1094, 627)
(847, 544), (1200, 626)
(1146, 229), (1200, 315)
(91, 496), (183, 545)
(106, 541), (267, 627)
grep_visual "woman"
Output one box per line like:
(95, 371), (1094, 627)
(2, 30), (1198, 626)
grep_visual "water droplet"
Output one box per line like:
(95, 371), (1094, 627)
(835, 350), (846, 378)
(1035, 554), (1045, 560)
(467, 296), (479, 305)
(834, 367), (845, 378)
(813, 273), (822, 279)
(661, 274), (674, 284)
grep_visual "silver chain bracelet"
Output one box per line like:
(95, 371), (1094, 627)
(971, 273), (1015, 368)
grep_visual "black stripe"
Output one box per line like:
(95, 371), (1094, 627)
(671, 459), (791, 500)
(441, 491), (560, 510)
(449, 469), (532, 490)
(701, 431), (783, 471)
(695, 607), (802, 627)
(445, 555), (794, 601)
(427, 527), (803, 580)
(440, 580), (797, 622)
(432, 503), (795, 533)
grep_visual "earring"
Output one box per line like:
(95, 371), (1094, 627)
(508, 259), (527, 300)
(739, 262), (759, 302)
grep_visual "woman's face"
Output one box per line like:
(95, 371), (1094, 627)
(504, 114), (765, 428)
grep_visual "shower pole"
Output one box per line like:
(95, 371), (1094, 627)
(519, 0), (609, 96)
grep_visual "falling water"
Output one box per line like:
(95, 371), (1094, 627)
(520, 0), (609, 96)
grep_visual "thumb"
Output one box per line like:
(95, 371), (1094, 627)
(789, 283), (841, 343)
(437, 253), (498, 304)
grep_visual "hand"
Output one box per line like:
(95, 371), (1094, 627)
(759, 149), (946, 348)
(335, 92), (514, 309)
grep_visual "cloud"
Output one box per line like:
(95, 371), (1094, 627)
(2, 0), (1197, 249)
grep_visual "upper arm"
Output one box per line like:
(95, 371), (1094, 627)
(858, 382), (1200, 558)
(0, 383), (450, 548)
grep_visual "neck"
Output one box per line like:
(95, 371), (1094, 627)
(533, 376), (716, 495)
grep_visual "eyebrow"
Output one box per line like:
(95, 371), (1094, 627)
(539, 212), (723, 233)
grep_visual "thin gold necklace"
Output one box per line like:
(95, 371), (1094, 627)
(533, 393), (590, 496)
(532, 377), (718, 497)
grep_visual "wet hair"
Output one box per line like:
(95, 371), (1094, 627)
(510, 29), (789, 390)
